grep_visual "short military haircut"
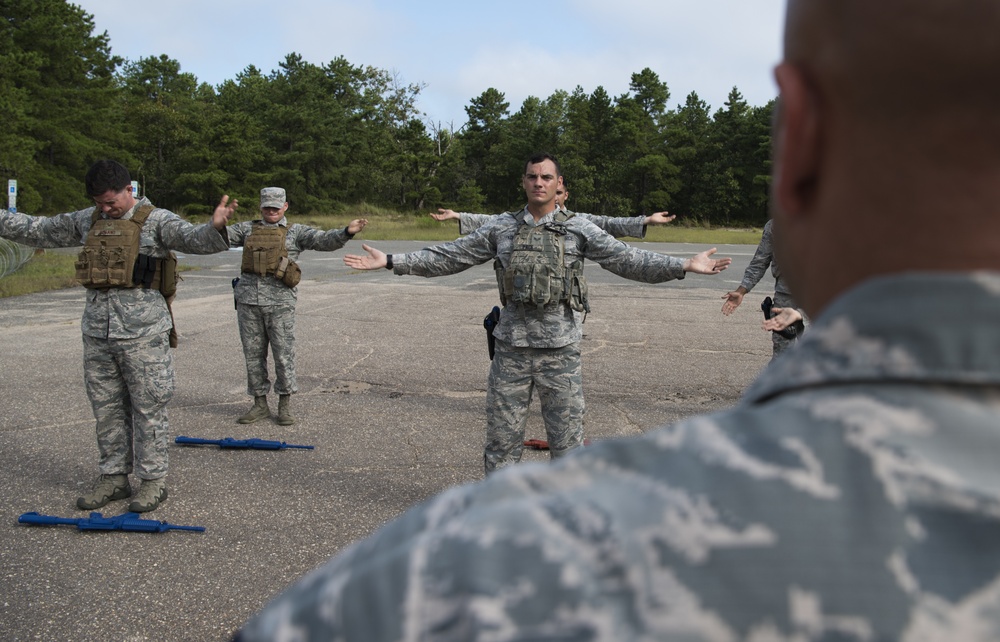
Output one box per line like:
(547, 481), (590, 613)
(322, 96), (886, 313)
(525, 152), (561, 177)
(85, 160), (131, 197)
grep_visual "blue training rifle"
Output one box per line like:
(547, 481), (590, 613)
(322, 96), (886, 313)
(174, 436), (314, 450)
(18, 511), (205, 533)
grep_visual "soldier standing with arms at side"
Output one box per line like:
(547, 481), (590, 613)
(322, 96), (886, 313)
(345, 153), (730, 473)
(0, 159), (237, 513)
(227, 187), (367, 426)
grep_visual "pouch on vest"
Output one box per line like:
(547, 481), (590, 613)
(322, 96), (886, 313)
(280, 260), (301, 287)
(497, 213), (588, 312)
(75, 218), (143, 288)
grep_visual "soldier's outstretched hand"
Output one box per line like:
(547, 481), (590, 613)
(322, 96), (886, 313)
(721, 290), (745, 315)
(683, 248), (731, 274)
(344, 244), (387, 270)
(762, 306), (803, 332)
(211, 195), (239, 230)
(431, 208), (460, 222)
(644, 211), (677, 226)
(347, 218), (368, 235)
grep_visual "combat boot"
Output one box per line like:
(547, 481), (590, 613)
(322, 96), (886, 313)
(238, 395), (271, 424)
(128, 478), (168, 513)
(76, 474), (131, 510)
(276, 394), (295, 426)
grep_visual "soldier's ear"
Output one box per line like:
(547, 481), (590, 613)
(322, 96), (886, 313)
(771, 62), (822, 221)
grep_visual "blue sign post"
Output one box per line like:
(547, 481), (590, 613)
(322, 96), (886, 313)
(7, 179), (16, 213)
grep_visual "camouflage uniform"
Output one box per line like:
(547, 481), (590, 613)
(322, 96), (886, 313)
(740, 219), (803, 356)
(228, 218), (354, 397)
(457, 210), (648, 238)
(238, 272), (1000, 641)
(392, 207), (687, 472)
(0, 197), (229, 480)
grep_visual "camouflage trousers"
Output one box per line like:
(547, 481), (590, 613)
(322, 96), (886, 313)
(771, 291), (800, 358)
(237, 302), (297, 397)
(82, 332), (174, 480)
(484, 339), (585, 474)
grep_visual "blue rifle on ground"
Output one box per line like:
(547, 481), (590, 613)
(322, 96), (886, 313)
(175, 436), (314, 450)
(18, 511), (205, 533)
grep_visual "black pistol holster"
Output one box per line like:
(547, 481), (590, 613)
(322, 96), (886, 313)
(483, 306), (501, 359)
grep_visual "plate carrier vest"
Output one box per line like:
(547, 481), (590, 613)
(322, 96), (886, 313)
(495, 210), (589, 313)
(75, 204), (178, 298)
(240, 223), (301, 287)
(75, 203), (180, 347)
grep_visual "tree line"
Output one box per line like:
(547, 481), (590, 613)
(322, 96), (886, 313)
(1, 0), (775, 225)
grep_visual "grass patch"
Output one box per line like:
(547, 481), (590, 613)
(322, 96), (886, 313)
(1, 210), (763, 298)
(0, 249), (79, 298)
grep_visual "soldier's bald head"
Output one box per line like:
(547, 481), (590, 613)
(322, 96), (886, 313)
(772, 0), (1000, 317)
(784, 0), (1000, 158)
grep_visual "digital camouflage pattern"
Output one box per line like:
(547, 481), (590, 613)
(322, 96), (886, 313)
(237, 302), (296, 396)
(740, 220), (789, 297)
(239, 272), (1000, 641)
(395, 207), (688, 472)
(84, 333), (173, 478)
(0, 197), (229, 480)
(228, 218), (355, 396)
(458, 210), (648, 239)
(228, 218), (353, 305)
(485, 339), (583, 472)
(395, 207), (686, 349)
(740, 220), (801, 355)
(0, 197), (229, 339)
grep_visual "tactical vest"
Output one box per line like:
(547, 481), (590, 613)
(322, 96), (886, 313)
(495, 210), (589, 312)
(240, 223), (300, 287)
(75, 204), (178, 298)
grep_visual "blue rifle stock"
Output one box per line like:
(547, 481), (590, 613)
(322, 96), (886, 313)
(18, 511), (205, 533)
(174, 436), (314, 450)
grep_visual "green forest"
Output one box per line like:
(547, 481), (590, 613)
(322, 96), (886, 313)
(1, 0), (775, 224)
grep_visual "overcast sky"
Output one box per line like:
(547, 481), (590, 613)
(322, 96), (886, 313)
(73, 0), (785, 127)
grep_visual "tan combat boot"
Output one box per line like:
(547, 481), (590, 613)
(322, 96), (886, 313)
(77, 474), (131, 510)
(276, 394), (295, 426)
(129, 478), (168, 513)
(238, 395), (270, 424)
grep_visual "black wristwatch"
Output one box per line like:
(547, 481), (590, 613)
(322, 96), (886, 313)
(385, 254), (393, 270)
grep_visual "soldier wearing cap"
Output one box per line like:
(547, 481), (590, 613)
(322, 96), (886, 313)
(227, 187), (367, 425)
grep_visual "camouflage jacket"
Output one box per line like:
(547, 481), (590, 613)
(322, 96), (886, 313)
(228, 218), (353, 305)
(0, 197), (228, 339)
(239, 272), (1000, 641)
(458, 209), (648, 239)
(395, 206), (686, 348)
(740, 219), (792, 296)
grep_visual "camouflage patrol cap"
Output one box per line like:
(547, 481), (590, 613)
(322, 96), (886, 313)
(260, 187), (286, 209)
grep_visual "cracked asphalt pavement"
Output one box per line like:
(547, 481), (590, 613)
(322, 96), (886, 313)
(0, 239), (773, 641)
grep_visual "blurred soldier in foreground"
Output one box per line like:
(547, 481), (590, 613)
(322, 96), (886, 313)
(0, 160), (236, 513)
(227, 187), (367, 426)
(236, 0), (1000, 637)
